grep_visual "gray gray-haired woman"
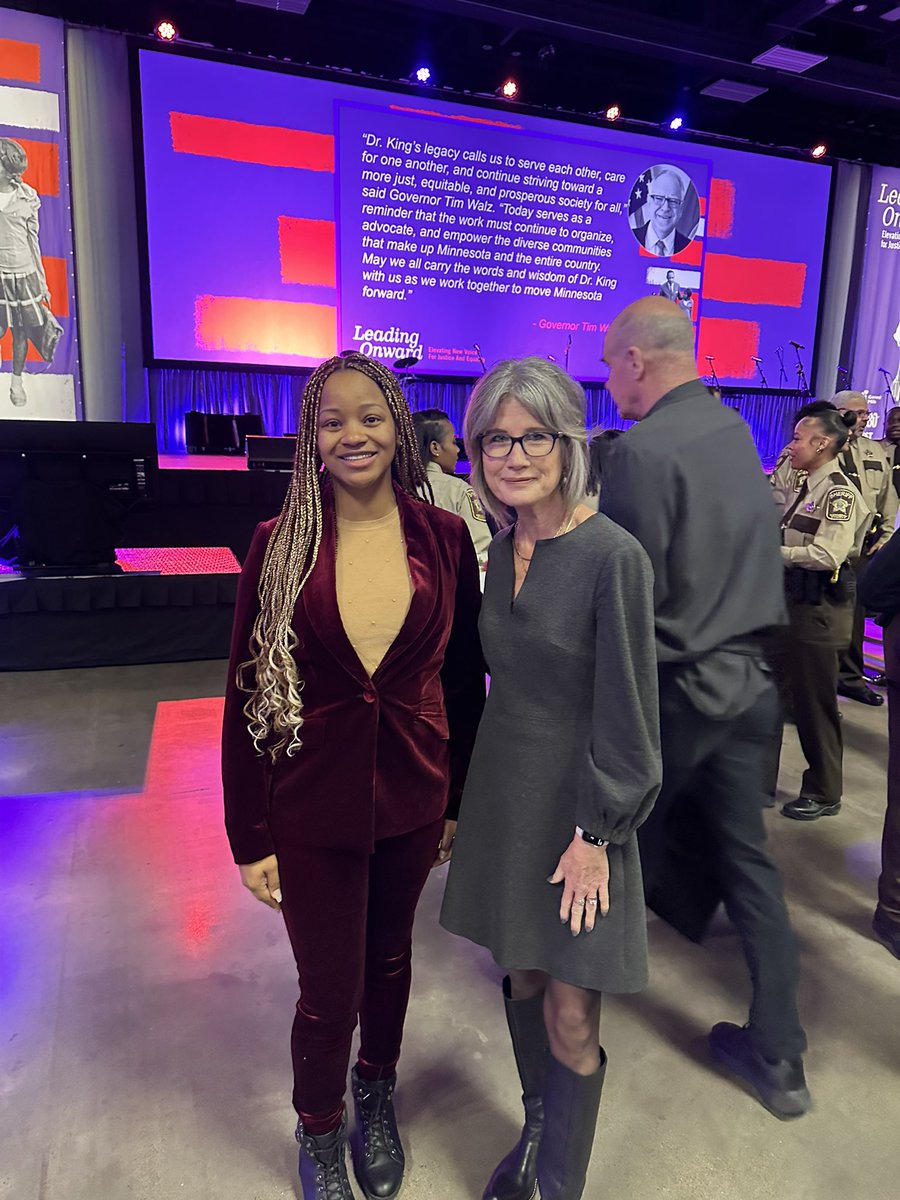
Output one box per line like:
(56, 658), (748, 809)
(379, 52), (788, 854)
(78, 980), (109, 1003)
(440, 357), (661, 1200)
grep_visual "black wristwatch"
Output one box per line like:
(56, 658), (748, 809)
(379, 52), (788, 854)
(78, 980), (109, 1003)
(575, 825), (609, 848)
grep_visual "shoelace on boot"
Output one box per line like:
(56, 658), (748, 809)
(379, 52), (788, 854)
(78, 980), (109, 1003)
(356, 1082), (402, 1164)
(296, 1127), (354, 1200)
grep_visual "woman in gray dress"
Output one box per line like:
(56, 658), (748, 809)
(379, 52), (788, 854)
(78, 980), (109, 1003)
(440, 358), (661, 1200)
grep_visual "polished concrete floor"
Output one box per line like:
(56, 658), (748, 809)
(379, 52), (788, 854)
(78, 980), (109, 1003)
(1, 660), (897, 1200)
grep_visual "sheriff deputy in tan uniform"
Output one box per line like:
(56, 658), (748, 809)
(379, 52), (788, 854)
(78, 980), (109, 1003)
(773, 407), (870, 822)
(832, 391), (898, 704)
(413, 408), (491, 584)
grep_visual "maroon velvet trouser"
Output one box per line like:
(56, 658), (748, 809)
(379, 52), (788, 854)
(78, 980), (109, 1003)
(275, 817), (443, 1132)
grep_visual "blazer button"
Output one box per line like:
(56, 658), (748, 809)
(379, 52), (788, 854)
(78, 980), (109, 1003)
(362, 690), (375, 703)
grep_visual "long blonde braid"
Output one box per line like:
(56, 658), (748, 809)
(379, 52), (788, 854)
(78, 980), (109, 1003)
(239, 353), (430, 760)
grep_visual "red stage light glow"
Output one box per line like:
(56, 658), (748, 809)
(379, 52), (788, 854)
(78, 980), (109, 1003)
(811, 143), (827, 159)
(155, 20), (178, 42)
(605, 104), (621, 121)
(500, 79), (518, 99)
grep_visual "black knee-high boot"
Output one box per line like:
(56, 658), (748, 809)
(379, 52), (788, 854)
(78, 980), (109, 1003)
(296, 1113), (357, 1200)
(535, 1049), (607, 1200)
(483, 978), (549, 1200)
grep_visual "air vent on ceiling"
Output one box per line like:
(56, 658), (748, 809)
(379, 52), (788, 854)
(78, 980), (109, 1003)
(700, 79), (769, 103)
(751, 45), (828, 72)
(237, 0), (313, 13)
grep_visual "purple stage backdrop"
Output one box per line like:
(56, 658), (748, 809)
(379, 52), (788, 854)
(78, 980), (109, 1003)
(137, 50), (830, 388)
(850, 165), (900, 438)
(0, 7), (80, 420)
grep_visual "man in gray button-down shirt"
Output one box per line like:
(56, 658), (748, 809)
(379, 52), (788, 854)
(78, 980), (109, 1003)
(600, 297), (809, 1120)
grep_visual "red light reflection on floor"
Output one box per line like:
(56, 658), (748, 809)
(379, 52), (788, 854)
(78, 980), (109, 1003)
(122, 696), (229, 959)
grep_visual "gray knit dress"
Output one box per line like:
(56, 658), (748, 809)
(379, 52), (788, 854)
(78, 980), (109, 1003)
(440, 515), (661, 993)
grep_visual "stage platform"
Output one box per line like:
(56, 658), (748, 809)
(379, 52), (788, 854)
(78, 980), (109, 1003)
(0, 547), (240, 671)
(123, 456), (291, 563)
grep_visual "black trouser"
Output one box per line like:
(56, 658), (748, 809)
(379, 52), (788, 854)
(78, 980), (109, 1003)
(838, 558), (869, 691)
(639, 677), (807, 1061)
(774, 596), (853, 805)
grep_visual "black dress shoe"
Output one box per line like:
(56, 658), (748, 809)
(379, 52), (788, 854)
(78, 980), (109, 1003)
(709, 1023), (810, 1119)
(781, 795), (841, 821)
(837, 684), (885, 706)
(872, 911), (900, 960)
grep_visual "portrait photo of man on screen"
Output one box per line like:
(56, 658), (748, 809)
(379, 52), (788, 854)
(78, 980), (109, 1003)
(628, 164), (701, 257)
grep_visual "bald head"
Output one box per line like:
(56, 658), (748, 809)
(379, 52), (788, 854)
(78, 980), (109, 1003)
(608, 297), (695, 359)
(603, 297), (699, 421)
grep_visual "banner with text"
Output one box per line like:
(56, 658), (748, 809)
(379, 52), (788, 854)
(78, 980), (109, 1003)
(851, 165), (900, 437)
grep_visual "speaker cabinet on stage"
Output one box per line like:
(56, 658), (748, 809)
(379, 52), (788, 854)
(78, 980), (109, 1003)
(185, 411), (241, 454)
(246, 435), (296, 471)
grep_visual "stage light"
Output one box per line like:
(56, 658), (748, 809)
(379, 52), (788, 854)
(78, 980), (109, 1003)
(605, 104), (621, 121)
(811, 142), (827, 159)
(415, 66), (431, 83)
(668, 115), (685, 131)
(499, 79), (519, 99)
(155, 20), (178, 42)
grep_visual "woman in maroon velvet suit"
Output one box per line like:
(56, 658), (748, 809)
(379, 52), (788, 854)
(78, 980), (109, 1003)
(222, 353), (484, 1200)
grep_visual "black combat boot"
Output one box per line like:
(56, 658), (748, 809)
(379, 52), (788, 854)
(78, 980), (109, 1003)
(483, 978), (549, 1200)
(349, 1066), (405, 1200)
(296, 1114), (357, 1200)
(535, 1049), (606, 1200)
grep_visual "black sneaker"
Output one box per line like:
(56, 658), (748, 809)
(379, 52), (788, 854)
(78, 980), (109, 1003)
(709, 1023), (810, 1119)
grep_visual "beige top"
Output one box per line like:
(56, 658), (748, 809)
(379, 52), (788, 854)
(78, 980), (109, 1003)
(336, 508), (413, 677)
(424, 462), (491, 573)
(771, 436), (897, 548)
(780, 461), (870, 573)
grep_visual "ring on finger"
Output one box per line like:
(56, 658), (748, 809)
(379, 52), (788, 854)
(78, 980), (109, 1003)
(572, 898), (585, 907)
(586, 897), (598, 906)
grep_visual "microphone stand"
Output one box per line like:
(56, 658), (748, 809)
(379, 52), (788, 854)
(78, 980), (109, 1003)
(792, 343), (810, 396)
(705, 356), (720, 389)
(776, 346), (788, 388)
(880, 367), (894, 410)
(473, 343), (486, 375)
(837, 364), (851, 390)
(753, 358), (769, 388)
(565, 334), (572, 373)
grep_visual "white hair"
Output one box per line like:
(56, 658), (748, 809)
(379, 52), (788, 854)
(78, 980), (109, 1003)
(463, 357), (589, 526)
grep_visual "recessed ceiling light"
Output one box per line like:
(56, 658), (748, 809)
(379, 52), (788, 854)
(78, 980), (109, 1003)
(752, 45), (828, 72)
(700, 79), (769, 102)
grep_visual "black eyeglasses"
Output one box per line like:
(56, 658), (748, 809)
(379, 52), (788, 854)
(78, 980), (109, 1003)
(479, 431), (565, 459)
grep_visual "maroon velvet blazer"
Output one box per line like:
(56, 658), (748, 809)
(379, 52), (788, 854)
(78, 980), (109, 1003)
(222, 485), (486, 864)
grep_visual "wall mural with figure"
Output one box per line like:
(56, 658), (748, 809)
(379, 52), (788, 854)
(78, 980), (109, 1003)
(0, 8), (80, 419)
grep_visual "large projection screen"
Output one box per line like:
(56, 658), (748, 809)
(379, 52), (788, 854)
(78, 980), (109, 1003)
(137, 49), (832, 387)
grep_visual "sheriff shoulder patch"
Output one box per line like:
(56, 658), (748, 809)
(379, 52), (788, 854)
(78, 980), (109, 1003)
(792, 469), (808, 491)
(824, 487), (855, 522)
(466, 489), (487, 522)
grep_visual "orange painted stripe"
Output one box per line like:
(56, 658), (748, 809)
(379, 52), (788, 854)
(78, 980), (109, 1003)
(43, 257), (68, 317)
(703, 253), (807, 307)
(388, 104), (523, 130)
(17, 137), (59, 196)
(278, 217), (336, 287)
(194, 295), (337, 360)
(707, 178), (735, 239)
(0, 38), (41, 84)
(170, 113), (335, 172)
(697, 317), (760, 380)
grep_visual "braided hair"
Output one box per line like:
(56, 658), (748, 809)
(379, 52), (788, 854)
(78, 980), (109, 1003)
(240, 352), (430, 761)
